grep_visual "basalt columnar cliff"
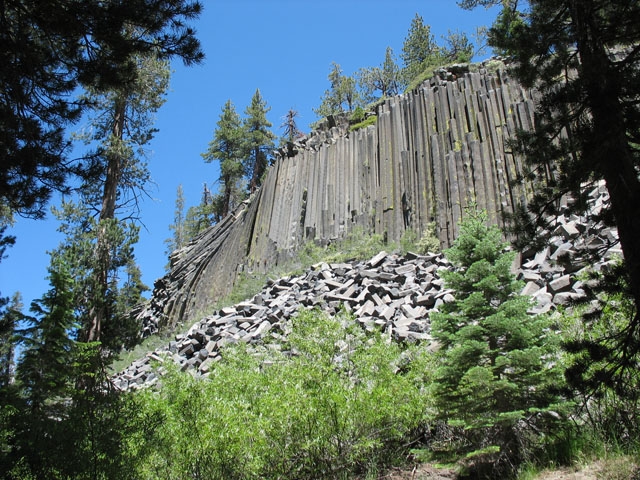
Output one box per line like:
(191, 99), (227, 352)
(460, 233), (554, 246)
(141, 63), (539, 333)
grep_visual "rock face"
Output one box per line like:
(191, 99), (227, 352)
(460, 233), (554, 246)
(116, 183), (620, 390)
(142, 64), (539, 331)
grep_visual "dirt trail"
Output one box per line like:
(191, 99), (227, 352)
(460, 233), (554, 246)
(376, 457), (639, 480)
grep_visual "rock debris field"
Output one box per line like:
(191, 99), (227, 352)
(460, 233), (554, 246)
(114, 185), (620, 391)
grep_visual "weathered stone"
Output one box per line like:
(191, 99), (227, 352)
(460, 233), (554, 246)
(368, 251), (388, 267)
(549, 274), (572, 293)
(553, 222), (580, 240)
(521, 281), (542, 296)
(415, 294), (435, 307)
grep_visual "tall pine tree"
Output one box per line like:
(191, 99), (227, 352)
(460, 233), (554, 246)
(460, 0), (640, 391)
(357, 46), (404, 103)
(314, 63), (360, 119)
(243, 89), (276, 193)
(0, 0), (203, 218)
(202, 100), (246, 219)
(68, 50), (167, 347)
(11, 260), (77, 478)
(401, 13), (440, 83)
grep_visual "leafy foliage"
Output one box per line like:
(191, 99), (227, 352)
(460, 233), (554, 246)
(399, 223), (441, 255)
(132, 309), (431, 479)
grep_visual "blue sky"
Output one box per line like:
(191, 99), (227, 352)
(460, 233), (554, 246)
(1, 0), (500, 312)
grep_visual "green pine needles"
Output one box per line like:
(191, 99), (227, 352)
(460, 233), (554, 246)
(429, 209), (568, 473)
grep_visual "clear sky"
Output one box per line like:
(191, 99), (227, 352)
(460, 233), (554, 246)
(1, 0), (500, 313)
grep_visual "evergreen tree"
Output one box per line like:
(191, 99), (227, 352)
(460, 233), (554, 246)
(17, 261), (75, 413)
(314, 62), (360, 119)
(6, 258), (142, 479)
(357, 47), (404, 103)
(10, 260), (77, 478)
(430, 210), (566, 472)
(441, 30), (474, 63)
(50, 201), (146, 356)
(202, 100), (246, 219)
(183, 183), (218, 241)
(0, 0), (203, 219)
(68, 50), (166, 347)
(0, 226), (18, 473)
(243, 89), (276, 193)
(165, 184), (187, 267)
(401, 14), (440, 83)
(281, 109), (303, 143)
(0, 293), (21, 388)
(460, 0), (640, 390)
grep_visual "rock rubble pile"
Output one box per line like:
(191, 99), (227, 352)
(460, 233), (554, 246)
(115, 184), (621, 391)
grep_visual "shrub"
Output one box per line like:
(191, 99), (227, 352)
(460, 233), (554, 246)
(349, 114), (377, 132)
(561, 261), (640, 449)
(399, 223), (440, 255)
(132, 309), (433, 479)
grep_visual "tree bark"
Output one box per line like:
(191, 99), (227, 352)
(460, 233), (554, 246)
(86, 97), (126, 343)
(570, 0), (640, 350)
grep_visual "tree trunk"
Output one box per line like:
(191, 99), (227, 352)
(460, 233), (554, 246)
(86, 97), (126, 343)
(570, 0), (640, 354)
(249, 148), (264, 193)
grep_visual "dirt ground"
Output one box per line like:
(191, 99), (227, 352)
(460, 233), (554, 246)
(375, 457), (639, 480)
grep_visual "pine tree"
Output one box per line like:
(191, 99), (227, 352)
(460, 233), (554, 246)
(281, 109), (303, 143)
(7, 257), (140, 479)
(165, 184), (187, 266)
(0, 293), (21, 388)
(183, 183), (218, 242)
(357, 47), (404, 103)
(243, 89), (276, 193)
(314, 62), (360, 119)
(0, 0), (203, 218)
(17, 261), (75, 412)
(460, 0), (640, 391)
(430, 210), (566, 471)
(10, 260), (77, 478)
(0, 227), (18, 473)
(68, 50), (167, 347)
(401, 14), (440, 83)
(202, 100), (246, 218)
(441, 30), (474, 63)
(50, 201), (146, 355)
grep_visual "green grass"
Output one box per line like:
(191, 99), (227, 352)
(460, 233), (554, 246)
(349, 114), (377, 132)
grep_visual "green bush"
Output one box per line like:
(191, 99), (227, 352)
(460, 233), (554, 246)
(561, 261), (640, 450)
(349, 106), (366, 124)
(349, 114), (377, 132)
(399, 223), (440, 255)
(131, 309), (433, 479)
